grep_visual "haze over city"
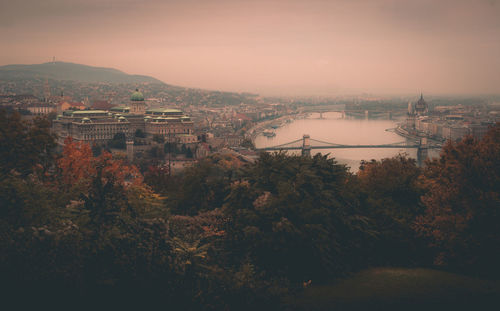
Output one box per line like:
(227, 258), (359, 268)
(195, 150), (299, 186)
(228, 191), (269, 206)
(1, 0), (500, 95)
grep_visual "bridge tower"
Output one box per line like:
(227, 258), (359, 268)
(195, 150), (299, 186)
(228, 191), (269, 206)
(417, 137), (428, 167)
(302, 134), (311, 157)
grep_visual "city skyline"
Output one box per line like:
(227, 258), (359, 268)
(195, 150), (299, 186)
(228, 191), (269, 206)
(1, 0), (500, 96)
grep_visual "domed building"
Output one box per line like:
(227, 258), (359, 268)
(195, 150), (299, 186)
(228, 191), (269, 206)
(130, 89), (146, 115)
(53, 89), (196, 147)
(415, 93), (428, 116)
(130, 89), (144, 101)
(405, 94), (429, 130)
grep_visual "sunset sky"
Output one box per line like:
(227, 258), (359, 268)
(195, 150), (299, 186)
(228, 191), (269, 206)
(1, 0), (499, 95)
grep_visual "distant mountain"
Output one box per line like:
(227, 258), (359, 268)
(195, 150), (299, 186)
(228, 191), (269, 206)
(0, 61), (164, 84)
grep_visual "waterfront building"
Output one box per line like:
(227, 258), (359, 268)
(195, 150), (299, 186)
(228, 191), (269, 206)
(442, 125), (470, 141)
(415, 94), (428, 116)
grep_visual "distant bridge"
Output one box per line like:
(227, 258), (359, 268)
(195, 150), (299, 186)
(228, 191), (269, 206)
(256, 135), (442, 164)
(299, 106), (402, 119)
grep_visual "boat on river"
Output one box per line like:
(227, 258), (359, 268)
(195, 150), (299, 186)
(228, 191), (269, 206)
(262, 129), (276, 137)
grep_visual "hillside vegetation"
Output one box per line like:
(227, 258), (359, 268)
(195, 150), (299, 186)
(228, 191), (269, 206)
(0, 61), (163, 84)
(0, 109), (499, 309)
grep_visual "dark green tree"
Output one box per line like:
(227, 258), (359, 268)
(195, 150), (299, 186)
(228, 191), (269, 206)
(108, 132), (126, 149)
(186, 147), (193, 158)
(167, 153), (243, 215)
(135, 128), (146, 138)
(223, 152), (371, 283)
(414, 124), (500, 275)
(0, 110), (56, 176)
(357, 154), (426, 265)
(152, 134), (164, 144)
(91, 143), (102, 157)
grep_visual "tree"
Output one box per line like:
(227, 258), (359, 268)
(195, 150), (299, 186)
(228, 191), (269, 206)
(0, 110), (56, 176)
(357, 154), (426, 265)
(240, 138), (255, 149)
(414, 124), (500, 274)
(164, 142), (178, 154)
(144, 165), (171, 193)
(58, 137), (94, 187)
(91, 143), (102, 157)
(135, 128), (146, 138)
(223, 152), (371, 283)
(108, 132), (126, 149)
(152, 134), (164, 144)
(167, 153), (243, 215)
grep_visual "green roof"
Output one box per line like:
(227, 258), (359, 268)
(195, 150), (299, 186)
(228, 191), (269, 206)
(130, 89), (144, 101)
(110, 106), (130, 111)
(146, 108), (182, 113)
(72, 110), (107, 115)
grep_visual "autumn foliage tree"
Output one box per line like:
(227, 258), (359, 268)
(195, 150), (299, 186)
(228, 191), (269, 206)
(55, 137), (162, 227)
(57, 137), (142, 189)
(414, 123), (500, 274)
(57, 137), (94, 186)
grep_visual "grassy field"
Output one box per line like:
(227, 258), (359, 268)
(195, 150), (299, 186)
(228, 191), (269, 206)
(290, 267), (500, 311)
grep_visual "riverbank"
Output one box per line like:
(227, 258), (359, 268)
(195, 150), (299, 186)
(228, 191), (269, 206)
(395, 124), (445, 146)
(245, 113), (306, 142)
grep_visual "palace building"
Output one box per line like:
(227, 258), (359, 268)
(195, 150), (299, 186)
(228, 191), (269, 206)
(53, 89), (195, 145)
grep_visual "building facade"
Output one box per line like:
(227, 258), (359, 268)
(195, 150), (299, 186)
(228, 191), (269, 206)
(53, 90), (195, 145)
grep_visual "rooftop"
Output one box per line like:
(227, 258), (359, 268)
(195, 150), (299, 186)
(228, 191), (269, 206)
(69, 110), (108, 115)
(146, 108), (183, 114)
(130, 89), (144, 101)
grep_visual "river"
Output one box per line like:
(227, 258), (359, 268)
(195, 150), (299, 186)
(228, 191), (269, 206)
(254, 112), (439, 172)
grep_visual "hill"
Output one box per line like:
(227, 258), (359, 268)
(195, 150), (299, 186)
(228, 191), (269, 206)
(0, 61), (164, 84)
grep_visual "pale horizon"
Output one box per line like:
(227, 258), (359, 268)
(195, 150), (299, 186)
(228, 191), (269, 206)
(1, 0), (500, 96)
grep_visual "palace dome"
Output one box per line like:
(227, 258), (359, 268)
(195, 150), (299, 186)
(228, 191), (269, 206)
(130, 89), (144, 101)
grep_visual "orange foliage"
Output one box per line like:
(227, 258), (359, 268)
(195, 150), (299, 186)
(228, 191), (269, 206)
(57, 137), (142, 188)
(58, 137), (94, 185)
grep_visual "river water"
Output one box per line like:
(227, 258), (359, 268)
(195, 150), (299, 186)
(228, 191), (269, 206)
(254, 112), (438, 172)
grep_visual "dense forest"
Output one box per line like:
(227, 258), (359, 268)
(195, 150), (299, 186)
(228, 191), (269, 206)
(1, 109), (499, 309)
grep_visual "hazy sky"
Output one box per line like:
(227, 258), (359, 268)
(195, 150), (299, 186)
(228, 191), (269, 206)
(1, 0), (500, 95)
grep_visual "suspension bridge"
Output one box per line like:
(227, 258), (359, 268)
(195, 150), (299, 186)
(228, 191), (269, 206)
(256, 135), (443, 164)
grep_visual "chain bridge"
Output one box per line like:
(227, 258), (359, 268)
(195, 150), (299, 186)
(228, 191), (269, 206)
(256, 134), (442, 164)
